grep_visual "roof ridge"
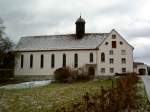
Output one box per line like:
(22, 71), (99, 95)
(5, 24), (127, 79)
(21, 33), (110, 38)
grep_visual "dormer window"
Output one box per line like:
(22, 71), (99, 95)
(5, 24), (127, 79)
(112, 35), (116, 39)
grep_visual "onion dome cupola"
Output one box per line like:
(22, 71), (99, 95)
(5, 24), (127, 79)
(75, 16), (86, 39)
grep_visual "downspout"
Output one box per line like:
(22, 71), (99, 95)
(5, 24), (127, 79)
(96, 48), (98, 76)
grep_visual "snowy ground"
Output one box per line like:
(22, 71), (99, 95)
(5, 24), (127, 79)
(0, 80), (51, 89)
(142, 76), (150, 102)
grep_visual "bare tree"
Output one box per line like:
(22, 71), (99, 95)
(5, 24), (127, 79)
(0, 17), (15, 69)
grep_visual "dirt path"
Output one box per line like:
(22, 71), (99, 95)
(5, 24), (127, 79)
(142, 76), (150, 102)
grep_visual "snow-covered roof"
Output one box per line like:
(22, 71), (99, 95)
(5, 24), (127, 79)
(15, 33), (109, 51)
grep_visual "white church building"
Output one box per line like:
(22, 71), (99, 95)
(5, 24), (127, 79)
(14, 16), (134, 80)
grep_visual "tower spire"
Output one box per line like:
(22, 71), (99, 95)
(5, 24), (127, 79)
(75, 16), (86, 39)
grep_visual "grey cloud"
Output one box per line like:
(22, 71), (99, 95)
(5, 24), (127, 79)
(0, 0), (150, 65)
(96, 0), (139, 17)
(125, 26), (150, 38)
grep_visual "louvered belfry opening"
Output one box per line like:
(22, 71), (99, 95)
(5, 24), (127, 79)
(75, 16), (86, 39)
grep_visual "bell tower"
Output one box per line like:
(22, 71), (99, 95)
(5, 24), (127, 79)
(75, 16), (86, 39)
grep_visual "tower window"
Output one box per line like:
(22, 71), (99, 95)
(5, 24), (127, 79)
(90, 53), (93, 63)
(74, 53), (78, 68)
(51, 54), (55, 68)
(101, 53), (105, 62)
(63, 54), (66, 67)
(30, 54), (33, 68)
(21, 54), (24, 68)
(112, 41), (116, 48)
(40, 54), (44, 68)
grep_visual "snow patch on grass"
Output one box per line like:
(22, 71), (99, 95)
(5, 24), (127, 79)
(0, 80), (51, 89)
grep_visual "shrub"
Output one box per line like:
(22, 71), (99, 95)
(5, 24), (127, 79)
(0, 69), (14, 78)
(54, 67), (94, 83)
(54, 67), (72, 83)
(71, 68), (92, 81)
(56, 73), (140, 112)
(115, 72), (138, 76)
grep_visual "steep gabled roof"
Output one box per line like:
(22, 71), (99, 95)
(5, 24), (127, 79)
(96, 29), (134, 49)
(15, 33), (109, 52)
(133, 62), (145, 68)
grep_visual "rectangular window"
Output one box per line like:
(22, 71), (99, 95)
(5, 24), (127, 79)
(112, 35), (116, 39)
(122, 68), (126, 73)
(121, 50), (126, 55)
(112, 41), (116, 48)
(122, 58), (126, 64)
(74, 53), (78, 68)
(101, 68), (105, 74)
(110, 58), (114, 64)
(110, 68), (114, 73)
(109, 50), (113, 55)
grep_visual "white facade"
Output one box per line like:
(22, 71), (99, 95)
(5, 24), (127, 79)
(97, 30), (133, 75)
(15, 50), (97, 75)
(15, 29), (134, 77)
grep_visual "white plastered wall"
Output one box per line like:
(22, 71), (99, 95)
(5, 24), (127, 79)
(15, 50), (97, 75)
(97, 30), (134, 75)
(15, 30), (134, 76)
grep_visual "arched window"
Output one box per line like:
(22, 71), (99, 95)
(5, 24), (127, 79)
(62, 54), (66, 67)
(74, 53), (78, 68)
(51, 54), (55, 68)
(21, 54), (24, 68)
(40, 54), (44, 68)
(90, 53), (93, 62)
(101, 53), (105, 62)
(30, 54), (33, 68)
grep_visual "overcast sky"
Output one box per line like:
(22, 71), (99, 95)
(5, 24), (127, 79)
(0, 0), (150, 64)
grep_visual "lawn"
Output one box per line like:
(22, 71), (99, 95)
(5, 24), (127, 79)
(0, 79), (113, 112)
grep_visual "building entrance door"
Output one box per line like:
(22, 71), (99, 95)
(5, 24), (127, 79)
(139, 69), (146, 75)
(88, 67), (95, 78)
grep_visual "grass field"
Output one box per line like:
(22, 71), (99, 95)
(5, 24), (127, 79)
(0, 78), (149, 112)
(0, 79), (113, 112)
